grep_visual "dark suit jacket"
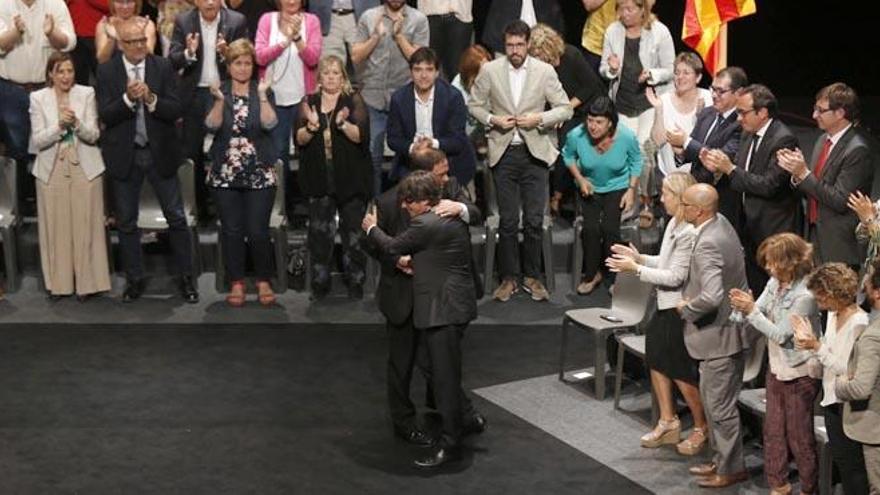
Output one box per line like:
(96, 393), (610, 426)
(481, 0), (564, 55)
(309, 0), (379, 35)
(369, 210), (478, 329)
(727, 118), (801, 244)
(168, 8), (249, 103)
(96, 53), (183, 180)
(683, 107), (743, 226)
(387, 79), (476, 185)
(368, 179), (480, 325)
(796, 126), (874, 266)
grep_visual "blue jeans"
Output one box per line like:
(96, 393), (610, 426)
(213, 186), (276, 281)
(0, 79), (30, 164)
(111, 149), (194, 280)
(367, 105), (388, 198)
(272, 104), (299, 216)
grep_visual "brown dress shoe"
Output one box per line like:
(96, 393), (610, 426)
(688, 463), (717, 477)
(696, 471), (748, 488)
(522, 277), (549, 301)
(493, 279), (518, 302)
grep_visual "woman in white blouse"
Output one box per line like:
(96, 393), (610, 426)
(606, 171), (707, 454)
(793, 263), (872, 495)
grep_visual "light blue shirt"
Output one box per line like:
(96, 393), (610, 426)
(561, 123), (642, 194)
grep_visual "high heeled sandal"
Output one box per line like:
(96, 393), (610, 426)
(256, 281), (276, 307)
(769, 483), (792, 495)
(640, 416), (681, 448)
(226, 281), (246, 307)
(676, 426), (708, 456)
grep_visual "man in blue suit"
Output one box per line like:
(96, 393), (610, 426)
(387, 47), (476, 188)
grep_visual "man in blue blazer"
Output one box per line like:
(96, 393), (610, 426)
(387, 47), (476, 188)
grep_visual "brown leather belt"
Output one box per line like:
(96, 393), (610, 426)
(332, 8), (354, 15)
(0, 78), (45, 93)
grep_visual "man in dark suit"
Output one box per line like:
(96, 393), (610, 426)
(387, 47), (476, 187)
(363, 170), (479, 468)
(364, 147), (483, 458)
(702, 84), (800, 294)
(480, 0), (564, 55)
(779, 82), (874, 268)
(169, 0), (248, 212)
(96, 19), (198, 303)
(669, 66), (748, 227)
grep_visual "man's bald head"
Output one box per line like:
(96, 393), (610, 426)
(684, 183), (719, 213)
(117, 18), (149, 64)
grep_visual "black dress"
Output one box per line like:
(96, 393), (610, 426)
(645, 302), (700, 384)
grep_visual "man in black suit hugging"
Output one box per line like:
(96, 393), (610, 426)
(363, 169), (480, 468)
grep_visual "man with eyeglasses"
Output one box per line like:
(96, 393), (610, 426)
(701, 84), (799, 295)
(468, 20), (571, 303)
(0, 0), (75, 216)
(778, 82), (874, 268)
(667, 66), (748, 227)
(97, 18), (198, 304)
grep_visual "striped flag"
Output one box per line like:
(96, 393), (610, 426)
(682, 0), (757, 75)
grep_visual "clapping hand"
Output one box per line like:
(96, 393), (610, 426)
(43, 14), (55, 36)
(373, 17), (387, 38)
(216, 32), (228, 59)
(729, 288), (755, 315)
(605, 243), (641, 273)
(607, 53), (620, 74)
(645, 87), (661, 108)
(703, 148), (734, 174)
(104, 17), (118, 39)
(257, 68), (272, 97)
(848, 190), (876, 224)
(13, 14), (26, 35)
(303, 103), (320, 132)
(776, 147), (808, 180)
(638, 69), (651, 84)
(335, 107), (350, 127)
(791, 314), (819, 351)
(185, 32), (200, 57)
(666, 125), (687, 148)
(59, 106), (77, 129)
(209, 83), (224, 101)
(361, 210), (378, 232)
(126, 79), (144, 102)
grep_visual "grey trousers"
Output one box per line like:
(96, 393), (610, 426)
(699, 354), (746, 475)
(866, 444), (880, 495)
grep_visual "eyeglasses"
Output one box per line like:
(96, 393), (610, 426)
(813, 105), (835, 114)
(735, 107), (757, 117)
(121, 37), (148, 46)
(710, 86), (733, 95)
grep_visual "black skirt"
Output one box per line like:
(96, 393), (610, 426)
(645, 304), (700, 384)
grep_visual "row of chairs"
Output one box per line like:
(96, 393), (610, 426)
(558, 272), (834, 494)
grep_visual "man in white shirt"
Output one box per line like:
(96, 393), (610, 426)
(468, 20), (571, 302)
(0, 0), (75, 212)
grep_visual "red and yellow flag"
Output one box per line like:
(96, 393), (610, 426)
(682, 0), (757, 75)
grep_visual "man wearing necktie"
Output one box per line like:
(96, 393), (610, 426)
(701, 84), (799, 295)
(96, 18), (199, 303)
(669, 66), (748, 228)
(778, 82), (874, 268)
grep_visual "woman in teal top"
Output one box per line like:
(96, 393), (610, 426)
(562, 96), (642, 294)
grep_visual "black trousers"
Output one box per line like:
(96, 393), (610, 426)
(72, 37), (97, 86)
(112, 148), (194, 280)
(494, 145), (549, 280)
(307, 195), (367, 290)
(424, 322), (468, 448)
(387, 314), (431, 430)
(579, 188), (625, 281)
(825, 404), (870, 495)
(213, 186), (275, 281)
(427, 14), (473, 80)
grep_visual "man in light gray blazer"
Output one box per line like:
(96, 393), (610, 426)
(836, 259), (880, 493)
(468, 19), (571, 303)
(676, 183), (750, 488)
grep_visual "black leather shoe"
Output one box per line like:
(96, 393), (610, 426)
(122, 279), (145, 303)
(462, 413), (487, 436)
(179, 275), (199, 304)
(394, 427), (435, 447)
(414, 447), (462, 468)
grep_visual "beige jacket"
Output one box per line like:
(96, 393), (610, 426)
(468, 56), (572, 167)
(836, 317), (880, 444)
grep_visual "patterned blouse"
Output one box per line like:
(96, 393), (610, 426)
(207, 95), (276, 190)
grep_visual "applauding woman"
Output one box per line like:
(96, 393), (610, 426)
(205, 39), (279, 307)
(728, 233), (821, 495)
(295, 55), (371, 301)
(95, 0), (157, 64)
(29, 52), (111, 301)
(606, 172), (707, 455)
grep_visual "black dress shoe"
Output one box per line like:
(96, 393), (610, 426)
(414, 447), (462, 468)
(462, 413), (487, 436)
(394, 427), (435, 447)
(179, 275), (199, 304)
(122, 279), (145, 303)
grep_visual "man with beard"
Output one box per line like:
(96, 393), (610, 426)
(468, 19), (571, 303)
(351, 0), (429, 197)
(363, 169), (481, 468)
(364, 147), (484, 462)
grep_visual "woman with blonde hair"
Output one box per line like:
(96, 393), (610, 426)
(729, 233), (821, 495)
(295, 55), (371, 301)
(29, 52), (111, 301)
(606, 171), (707, 455)
(95, 0), (157, 64)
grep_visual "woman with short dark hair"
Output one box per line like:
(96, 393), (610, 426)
(562, 96), (641, 294)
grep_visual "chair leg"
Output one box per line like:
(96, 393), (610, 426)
(571, 220), (582, 293)
(2, 227), (18, 292)
(190, 226), (201, 277)
(542, 222), (554, 293)
(613, 337), (625, 410)
(594, 330), (608, 400)
(558, 317), (570, 381)
(484, 225), (496, 295)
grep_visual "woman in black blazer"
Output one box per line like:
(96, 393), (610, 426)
(205, 39), (278, 307)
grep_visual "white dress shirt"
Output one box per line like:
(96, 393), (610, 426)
(0, 0), (76, 83)
(519, 0), (537, 27)
(744, 118), (772, 171)
(196, 14), (220, 88)
(409, 86), (440, 152)
(508, 57), (528, 144)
